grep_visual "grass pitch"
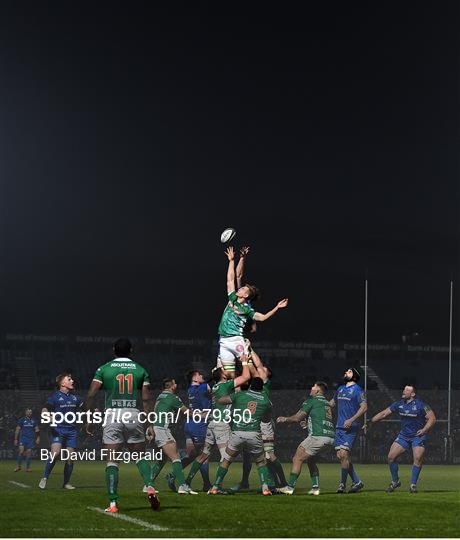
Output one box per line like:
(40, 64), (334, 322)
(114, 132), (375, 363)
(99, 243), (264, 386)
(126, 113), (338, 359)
(1, 460), (459, 537)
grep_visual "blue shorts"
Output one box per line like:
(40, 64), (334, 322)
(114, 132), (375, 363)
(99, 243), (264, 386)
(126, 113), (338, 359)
(334, 427), (359, 451)
(19, 438), (35, 450)
(50, 429), (77, 448)
(394, 433), (427, 450)
(184, 422), (207, 445)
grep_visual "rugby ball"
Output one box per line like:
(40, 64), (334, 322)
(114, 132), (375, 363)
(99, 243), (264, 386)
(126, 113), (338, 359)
(220, 228), (236, 243)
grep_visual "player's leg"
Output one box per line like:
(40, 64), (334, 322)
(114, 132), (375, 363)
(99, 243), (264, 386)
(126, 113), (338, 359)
(336, 448), (350, 493)
(193, 433), (211, 491)
(386, 440), (406, 492)
(162, 440), (197, 494)
(103, 443), (123, 511)
(279, 444), (308, 494)
(248, 433), (271, 495)
(209, 431), (241, 493)
(40, 441), (62, 488)
(218, 338), (237, 379)
(62, 446), (76, 488)
(15, 444), (25, 471)
(306, 457), (320, 495)
(410, 444), (425, 492)
(126, 439), (160, 510)
(25, 447), (33, 471)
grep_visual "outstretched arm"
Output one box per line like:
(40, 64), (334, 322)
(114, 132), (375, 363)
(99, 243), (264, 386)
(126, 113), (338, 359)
(236, 246), (250, 289)
(277, 409), (307, 424)
(253, 298), (288, 322)
(371, 407), (393, 423)
(225, 246), (236, 294)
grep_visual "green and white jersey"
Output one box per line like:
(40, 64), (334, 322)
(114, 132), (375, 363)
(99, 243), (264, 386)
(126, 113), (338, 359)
(218, 291), (256, 337)
(230, 389), (272, 432)
(263, 379), (272, 397)
(211, 380), (235, 415)
(153, 391), (184, 428)
(301, 395), (335, 438)
(93, 357), (150, 409)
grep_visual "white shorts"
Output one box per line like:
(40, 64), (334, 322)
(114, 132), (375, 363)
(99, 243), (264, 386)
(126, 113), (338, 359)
(203, 422), (231, 453)
(153, 427), (176, 448)
(217, 336), (248, 371)
(300, 435), (334, 457)
(227, 430), (264, 456)
(102, 408), (145, 445)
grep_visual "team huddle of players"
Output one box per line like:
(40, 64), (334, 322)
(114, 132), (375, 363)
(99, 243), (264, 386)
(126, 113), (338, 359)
(13, 246), (437, 513)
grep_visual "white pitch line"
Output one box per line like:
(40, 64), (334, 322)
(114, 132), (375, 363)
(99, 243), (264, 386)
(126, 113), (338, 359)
(8, 480), (31, 489)
(88, 507), (169, 531)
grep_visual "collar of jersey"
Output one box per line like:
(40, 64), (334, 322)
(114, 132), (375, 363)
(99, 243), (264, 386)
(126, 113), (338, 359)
(113, 357), (132, 362)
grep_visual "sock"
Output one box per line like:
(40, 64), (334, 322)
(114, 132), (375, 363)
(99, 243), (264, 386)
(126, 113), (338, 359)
(215, 465), (228, 487)
(266, 462), (277, 488)
(340, 467), (348, 485)
(272, 459), (287, 486)
(172, 460), (185, 486)
(17, 454), (24, 467)
(185, 460), (202, 484)
(257, 465), (270, 487)
(288, 472), (299, 487)
(63, 462), (74, 485)
(241, 451), (252, 486)
(105, 465), (119, 502)
(310, 474), (319, 488)
(389, 462), (399, 483)
(136, 459), (153, 487)
(151, 461), (165, 482)
(44, 458), (57, 479)
(349, 463), (361, 484)
(181, 455), (193, 470)
(199, 461), (210, 486)
(26, 457), (32, 469)
(411, 465), (422, 485)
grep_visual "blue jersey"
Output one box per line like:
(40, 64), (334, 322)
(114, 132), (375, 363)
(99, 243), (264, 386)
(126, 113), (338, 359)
(334, 383), (366, 428)
(17, 417), (37, 439)
(46, 391), (83, 430)
(186, 383), (211, 425)
(389, 398), (431, 438)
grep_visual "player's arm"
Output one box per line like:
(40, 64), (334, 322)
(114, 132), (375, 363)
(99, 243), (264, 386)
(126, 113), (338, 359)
(276, 409), (307, 424)
(34, 425), (40, 445)
(225, 246), (236, 294)
(329, 397), (336, 408)
(142, 383), (154, 414)
(417, 408), (437, 436)
(250, 351), (268, 382)
(253, 299), (288, 322)
(369, 407), (393, 425)
(236, 246), (250, 289)
(343, 399), (367, 429)
(82, 380), (102, 412)
(233, 361), (251, 389)
(14, 425), (20, 445)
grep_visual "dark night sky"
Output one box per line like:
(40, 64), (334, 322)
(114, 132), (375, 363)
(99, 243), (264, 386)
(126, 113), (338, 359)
(0, 3), (458, 343)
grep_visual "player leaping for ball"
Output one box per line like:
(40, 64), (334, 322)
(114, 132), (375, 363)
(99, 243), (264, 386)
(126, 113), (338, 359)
(365, 384), (436, 493)
(217, 246), (288, 377)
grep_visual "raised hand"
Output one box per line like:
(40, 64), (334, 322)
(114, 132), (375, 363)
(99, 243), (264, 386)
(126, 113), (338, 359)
(277, 298), (289, 309)
(240, 246), (250, 257)
(225, 246), (235, 261)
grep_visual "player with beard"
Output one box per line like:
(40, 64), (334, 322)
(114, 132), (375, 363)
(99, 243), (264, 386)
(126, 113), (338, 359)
(330, 368), (367, 493)
(366, 385), (436, 493)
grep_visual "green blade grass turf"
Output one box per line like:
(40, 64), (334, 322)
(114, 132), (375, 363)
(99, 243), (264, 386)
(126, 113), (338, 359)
(1, 461), (459, 537)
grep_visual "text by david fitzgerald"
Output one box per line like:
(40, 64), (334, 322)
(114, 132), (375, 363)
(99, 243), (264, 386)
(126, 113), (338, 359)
(41, 449), (163, 464)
